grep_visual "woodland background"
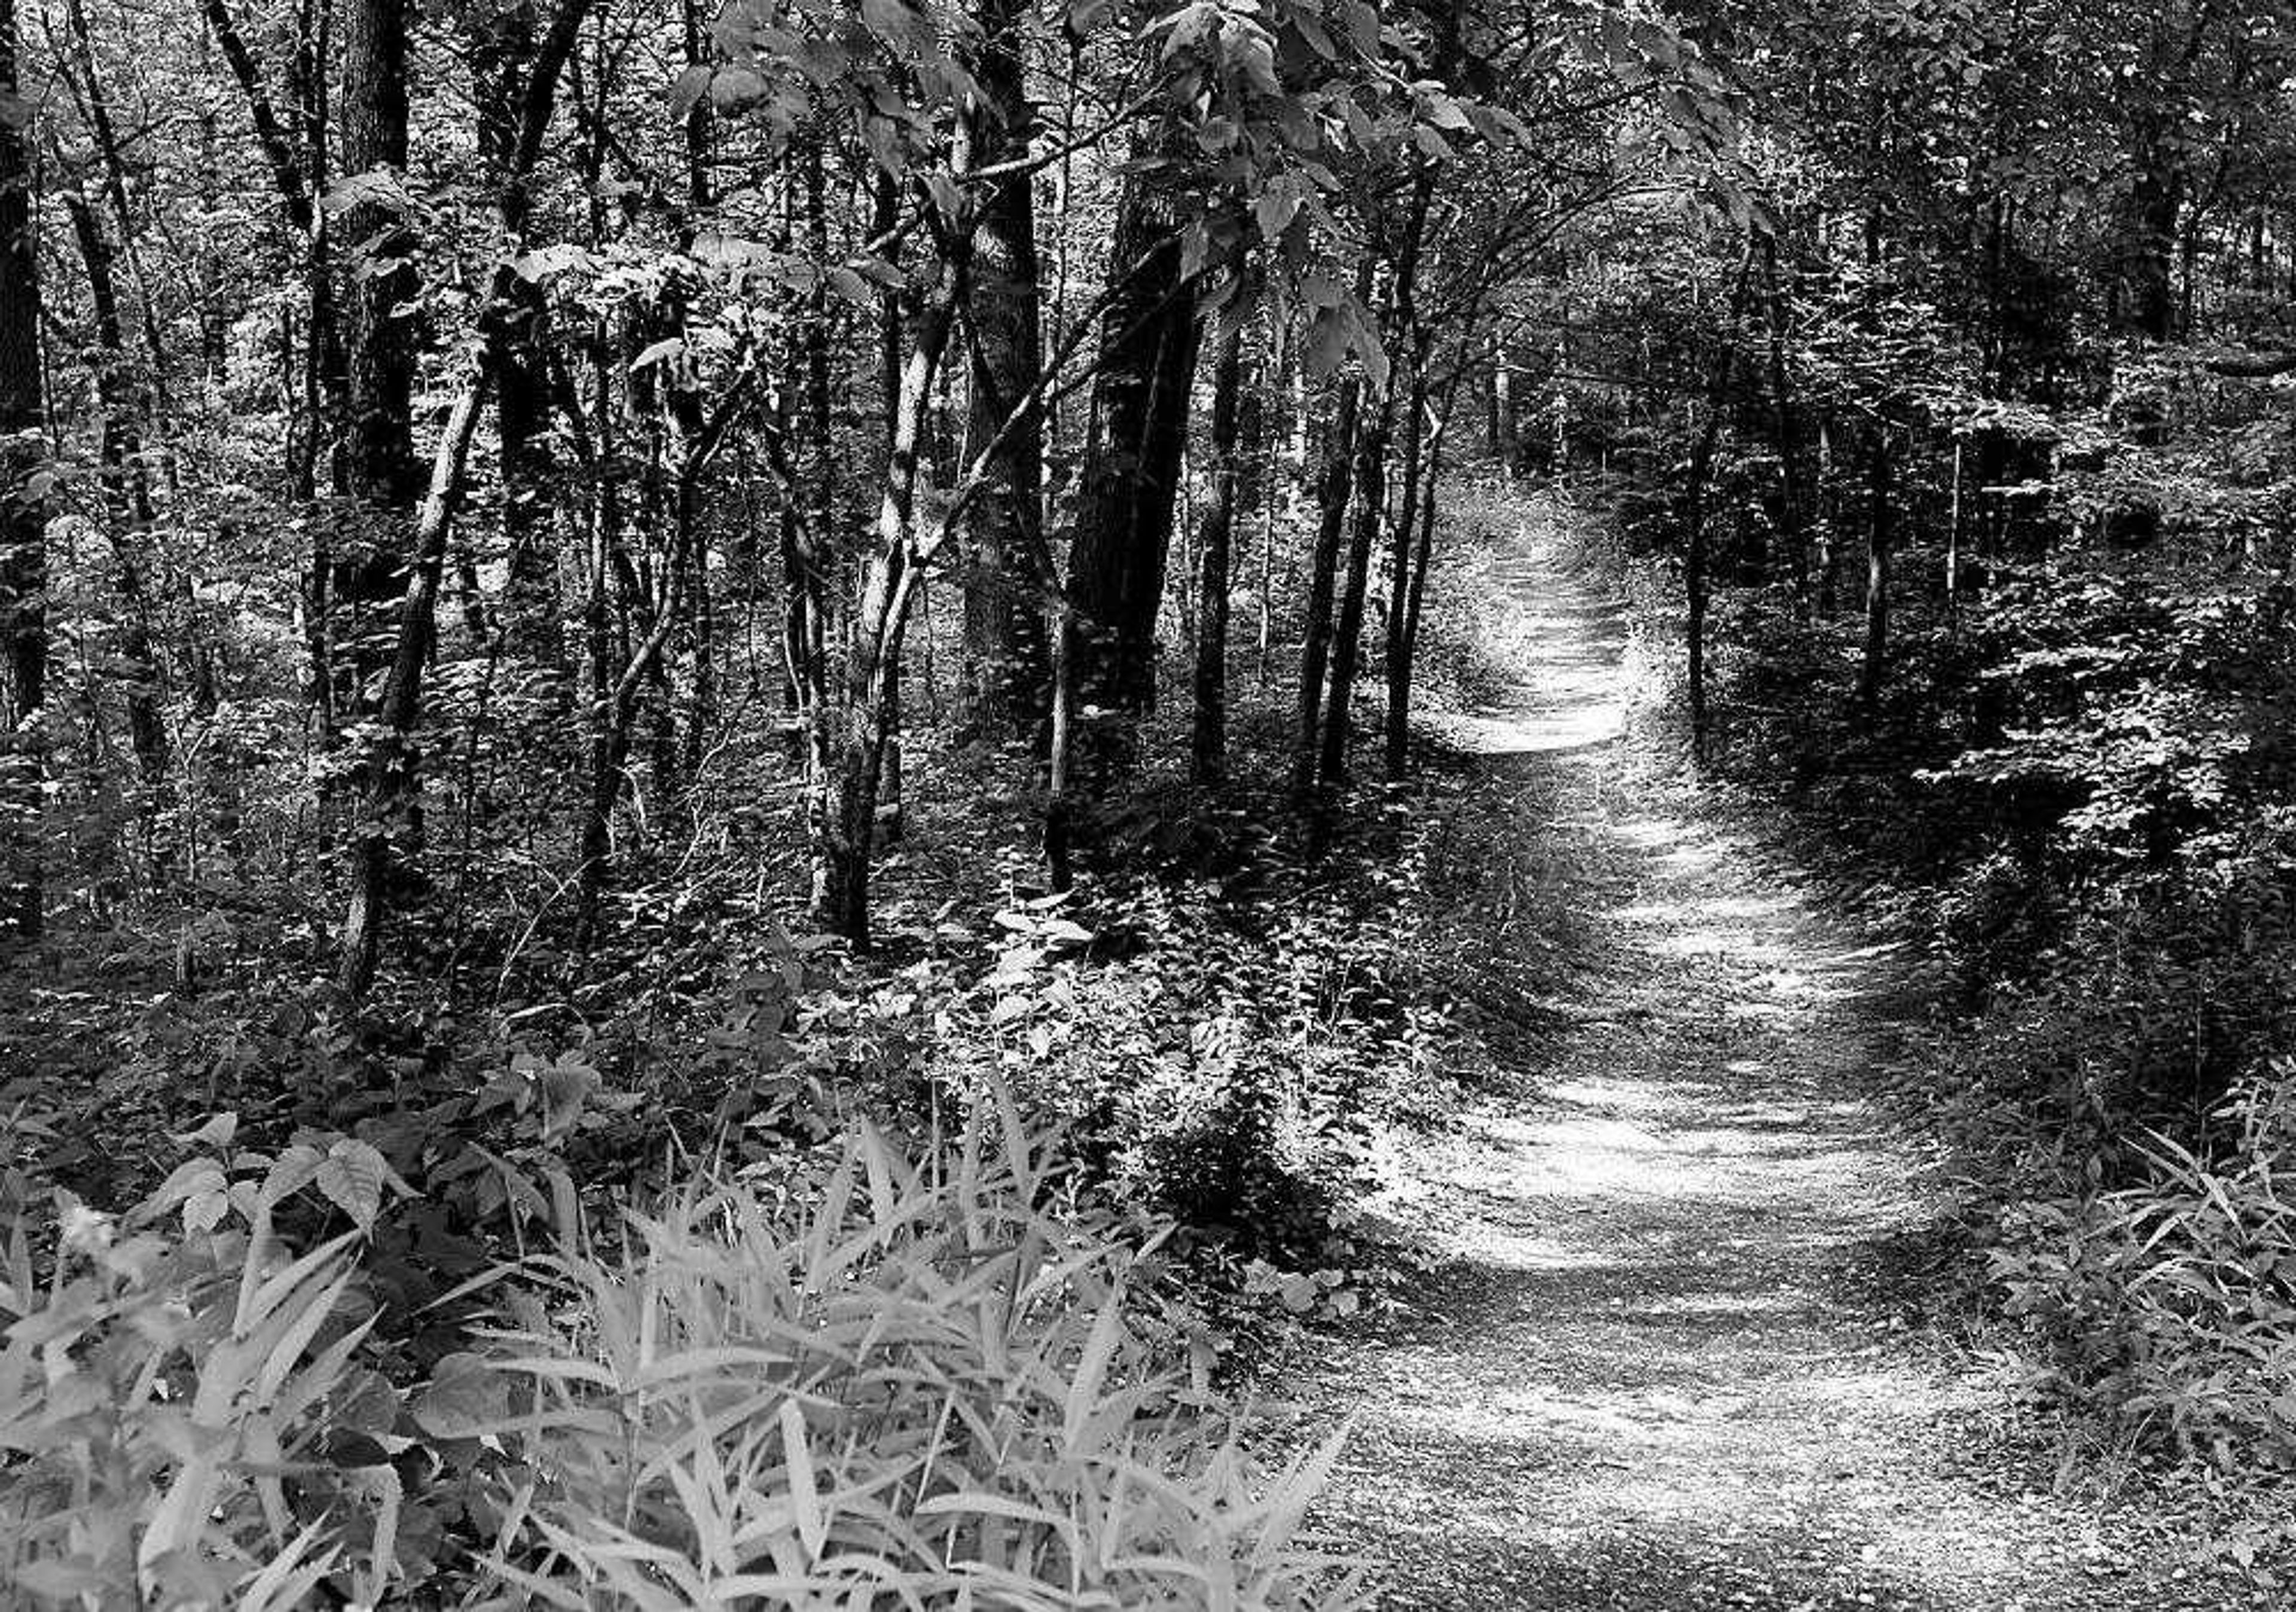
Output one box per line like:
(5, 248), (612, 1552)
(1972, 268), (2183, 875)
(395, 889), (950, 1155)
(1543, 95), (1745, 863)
(0, 0), (2293, 1602)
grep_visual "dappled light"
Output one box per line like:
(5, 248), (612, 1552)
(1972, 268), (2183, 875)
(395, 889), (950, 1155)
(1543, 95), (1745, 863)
(1306, 521), (2236, 1611)
(0, 0), (2283, 1598)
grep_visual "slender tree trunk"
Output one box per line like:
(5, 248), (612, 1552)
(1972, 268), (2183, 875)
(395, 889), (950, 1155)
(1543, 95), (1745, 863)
(0, 0), (42, 941)
(1291, 378), (1358, 796)
(337, 371), (491, 994)
(1946, 432), (1964, 618)
(1321, 182), (1428, 792)
(573, 387), (741, 951)
(812, 270), (960, 944)
(1318, 383), (1391, 791)
(1684, 251), (1754, 761)
(870, 169), (905, 844)
(206, 0), (341, 729)
(1856, 422), (1894, 712)
(773, 138), (835, 766)
(1382, 356), (1431, 780)
(1191, 325), (1244, 784)
(2117, 137), (2182, 343)
(1394, 375), (1459, 769)
(1815, 419), (1839, 614)
(337, 0), (591, 992)
(65, 190), (175, 884)
(1762, 237), (1809, 609)
(475, 4), (562, 670)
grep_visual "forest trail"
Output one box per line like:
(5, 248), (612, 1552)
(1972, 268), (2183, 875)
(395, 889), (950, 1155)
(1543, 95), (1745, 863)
(1303, 506), (2245, 1611)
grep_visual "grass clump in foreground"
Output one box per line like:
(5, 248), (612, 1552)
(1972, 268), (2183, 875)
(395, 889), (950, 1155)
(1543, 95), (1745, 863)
(0, 1087), (1367, 1610)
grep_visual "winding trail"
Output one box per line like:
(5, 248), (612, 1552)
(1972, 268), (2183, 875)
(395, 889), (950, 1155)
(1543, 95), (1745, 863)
(1304, 511), (2255, 1611)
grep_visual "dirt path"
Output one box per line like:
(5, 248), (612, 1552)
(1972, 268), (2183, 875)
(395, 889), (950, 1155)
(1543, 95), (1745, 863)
(1303, 512), (2259, 1611)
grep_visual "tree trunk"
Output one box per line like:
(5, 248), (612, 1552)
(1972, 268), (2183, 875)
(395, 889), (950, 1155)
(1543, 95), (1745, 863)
(1317, 383), (1391, 790)
(64, 189), (175, 884)
(1393, 375), (1459, 777)
(958, 0), (1051, 740)
(1856, 423), (1893, 712)
(337, 0), (591, 993)
(1762, 237), (1809, 609)
(337, 0), (420, 712)
(1066, 171), (1202, 777)
(1683, 252), (1754, 761)
(337, 371), (491, 995)
(2117, 141), (2181, 343)
(811, 270), (958, 944)
(1321, 175), (1428, 790)
(1291, 378), (1358, 797)
(1815, 419), (1839, 614)
(774, 138), (835, 765)
(1191, 325), (1244, 784)
(0, 0), (42, 941)
(868, 169), (905, 842)
(474, 4), (562, 670)
(1381, 357), (1431, 780)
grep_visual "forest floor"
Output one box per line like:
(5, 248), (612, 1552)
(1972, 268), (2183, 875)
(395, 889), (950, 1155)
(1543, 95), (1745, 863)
(1297, 501), (2272, 1611)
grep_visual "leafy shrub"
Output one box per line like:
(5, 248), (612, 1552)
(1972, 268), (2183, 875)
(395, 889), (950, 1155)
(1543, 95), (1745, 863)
(0, 1115), (413, 1608)
(1990, 1071), (2296, 1473)
(426, 1092), (1369, 1610)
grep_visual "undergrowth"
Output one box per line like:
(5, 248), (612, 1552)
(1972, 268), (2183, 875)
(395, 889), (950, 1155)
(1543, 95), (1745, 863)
(0, 1089), (1370, 1607)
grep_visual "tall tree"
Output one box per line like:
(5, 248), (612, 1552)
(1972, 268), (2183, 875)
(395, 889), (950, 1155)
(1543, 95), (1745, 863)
(335, 0), (420, 694)
(0, 0), (41, 940)
(472, 0), (563, 668)
(957, 0), (1051, 740)
(1291, 376), (1358, 798)
(1066, 170), (1202, 774)
(1191, 323), (1246, 784)
(337, 0), (591, 994)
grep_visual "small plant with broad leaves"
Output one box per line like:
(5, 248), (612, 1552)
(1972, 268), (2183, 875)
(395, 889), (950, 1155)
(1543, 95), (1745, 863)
(0, 1110), (415, 1607)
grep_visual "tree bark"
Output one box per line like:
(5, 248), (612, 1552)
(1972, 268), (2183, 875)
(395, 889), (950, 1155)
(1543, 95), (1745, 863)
(336, 0), (420, 715)
(1290, 378), (1358, 797)
(958, 0), (1052, 740)
(336, 370), (491, 995)
(1684, 251), (1754, 761)
(811, 269), (960, 944)
(1321, 181), (1427, 790)
(1856, 422), (1894, 712)
(1762, 236), (1809, 609)
(64, 189), (175, 884)
(1381, 358), (1431, 780)
(1317, 383), (1390, 791)
(473, 2), (562, 670)
(1190, 324), (1244, 785)
(1393, 375), (1458, 776)
(337, 0), (591, 993)
(1066, 171), (1201, 777)
(0, 0), (42, 941)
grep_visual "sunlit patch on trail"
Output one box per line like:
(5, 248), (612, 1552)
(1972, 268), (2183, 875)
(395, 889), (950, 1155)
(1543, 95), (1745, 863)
(1617, 893), (1797, 924)
(1306, 513), (2200, 1612)
(1652, 927), (1794, 962)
